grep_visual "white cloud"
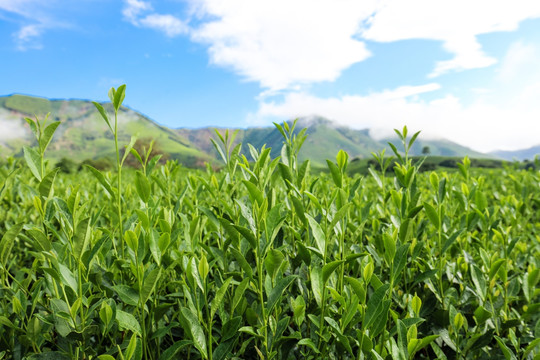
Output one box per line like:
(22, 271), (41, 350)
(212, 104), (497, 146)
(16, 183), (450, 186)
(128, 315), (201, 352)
(497, 41), (539, 82)
(429, 37), (497, 77)
(252, 80), (540, 152)
(139, 14), (187, 37)
(13, 24), (43, 51)
(0, 0), (65, 51)
(375, 83), (441, 99)
(122, 0), (187, 37)
(362, 0), (540, 76)
(0, 0), (36, 14)
(189, 0), (375, 90)
(188, 0), (540, 90)
(122, 0), (152, 22)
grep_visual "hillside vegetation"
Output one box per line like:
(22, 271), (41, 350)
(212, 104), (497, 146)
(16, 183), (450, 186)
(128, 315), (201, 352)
(0, 95), (211, 167)
(1, 94), (490, 167)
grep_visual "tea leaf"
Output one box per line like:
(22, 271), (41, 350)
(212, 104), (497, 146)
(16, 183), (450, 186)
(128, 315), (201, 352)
(391, 244), (410, 282)
(92, 101), (112, 131)
(306, 214), (326, 255)
(471, 264), (486, 301)
(291, 197), (307, 225)
(495, 336), (517, 360)
(211, 277), (232, 319)
(232, 225), (257, 250)
(242, 180), (264, 206)
(84, 165), (115, 198)
(221, 316), (242, 342)
(39, 168), (59, 198)
(322, 260), (344, 284)
(230, 248), (253, 278)
(311, 266), (323, 307)
(489, 259), (506, 281)
(345, 277), (366, 303)
(326, 160), (342, 188)
(0, 223), (23, 265)
(23, 146), (42, 181)
(158, 341), (192, 360)
(396, 319), (408, 360)
(113, 285), (139, 306)
(124, 334), (138, 360)
(134, 171), (151, 203)
(140, 268), (162, 305)
(39, 121), (61, 153)
(113, 84), (126, 111)
(116, 310), (141, 335)
(72, 217), (91, 261)
(58, 263), (78, 293)
(364, 284), (390, 329)
(266, 275), (297, 314)
(180, 307), (208, 359)
(98, 355), (116, 360)
(264, 249), (285, 280)
(423, 202), (439, 228)
(232, 278), (250, 314)
(298, 339), (320, 354)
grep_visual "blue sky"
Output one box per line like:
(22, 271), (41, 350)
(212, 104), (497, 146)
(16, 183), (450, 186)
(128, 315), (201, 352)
(1, 0), (540, 152)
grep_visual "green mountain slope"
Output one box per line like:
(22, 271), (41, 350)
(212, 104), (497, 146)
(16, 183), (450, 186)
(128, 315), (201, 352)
(0, 94), (212, 166)
(1, 94), (491, 166)
(179, 117), (488, 166)
(380, 137), (489, 158)
(178, 118), (384, 167)
(490, 146), (540, 161)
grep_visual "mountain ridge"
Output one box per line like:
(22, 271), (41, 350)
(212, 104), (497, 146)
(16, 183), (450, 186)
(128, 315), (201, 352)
(490, 145), (540, 161)
(1, 94), (495, 166)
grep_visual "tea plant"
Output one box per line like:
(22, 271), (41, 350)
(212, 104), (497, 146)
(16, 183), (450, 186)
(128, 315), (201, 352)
(0, 86), (538, 360)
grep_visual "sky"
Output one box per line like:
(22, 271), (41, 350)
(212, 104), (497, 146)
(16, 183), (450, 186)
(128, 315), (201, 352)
(1, 0), (540, 153)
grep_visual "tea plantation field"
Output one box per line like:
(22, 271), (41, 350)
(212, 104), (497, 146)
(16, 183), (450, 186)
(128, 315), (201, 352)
(0, 87), (538, 359)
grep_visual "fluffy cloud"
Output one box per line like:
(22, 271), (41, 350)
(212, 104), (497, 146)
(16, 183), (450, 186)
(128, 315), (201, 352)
(497, 41), (540, 82)
(0, 0), (68, 51)
(189, 0), (374, 90)
(122, 0), (187, 37)
(428, 37), (497, 77)
(0, 0), (37, 14)
(139, 14), (187, 37)
(188, 0), (540, 89)
(13, 24), (44, 51)
(361, 0), (540, 76)
(122, 0), (152, 21)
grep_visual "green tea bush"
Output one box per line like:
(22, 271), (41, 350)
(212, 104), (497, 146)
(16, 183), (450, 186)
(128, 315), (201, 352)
(55, 157), (77, 174)
(0, 86), (538, 360)
(78, 157), (114, 172)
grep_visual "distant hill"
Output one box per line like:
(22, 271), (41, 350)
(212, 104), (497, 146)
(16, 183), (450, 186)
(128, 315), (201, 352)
(179, 117), (387, 166)
(0, 94), (212, 166)
(1, 94), (491, 167)
(490, 146), (540, 161)
(180, 117), (488, 166)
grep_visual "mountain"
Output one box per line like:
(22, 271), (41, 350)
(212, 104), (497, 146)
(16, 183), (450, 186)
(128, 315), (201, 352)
(0, 94), (212, 166)
(1, 94), (490, 166)
(490, 146), (540, 161)
(180, 117), (488, 166)
(178, 117), (384, 166)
